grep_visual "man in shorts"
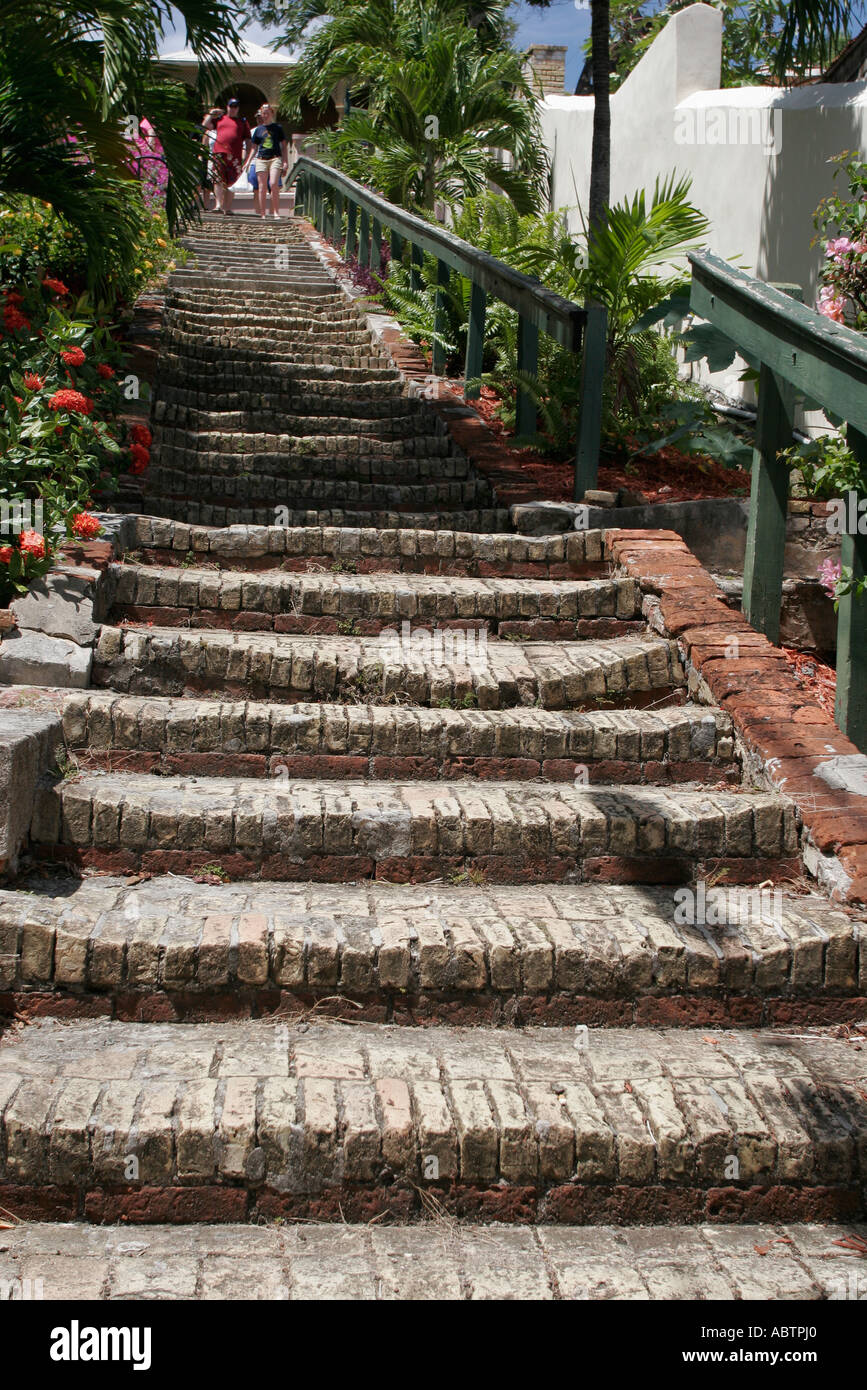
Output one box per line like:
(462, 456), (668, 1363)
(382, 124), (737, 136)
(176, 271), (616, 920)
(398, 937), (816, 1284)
(244, 104), (288, 219)
(212, 99), (252, 214)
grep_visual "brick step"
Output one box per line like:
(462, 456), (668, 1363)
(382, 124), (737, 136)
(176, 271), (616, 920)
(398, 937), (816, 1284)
(112, 499), (512, 532)
(7, 877), (861, 1027)
(141, 475), (497, 512)
(29, 774), (796, 881)
(156, 354), (401, 385)
(122, 518), (599, 577)
(154, 378), (409, 407)
(165, 291), (354, 316)
(1, 1018), (863, 1224)
(107, 565), (640, 635)
(153, 406), (448, 439)
(152, 451), (470, 482)
(92, 628), (683, 706)
(164, 309), (366, 334)
(62, 695), (735, 784)
(167, 272), (335, 293)
(160, 336), (391, 369)
(2, 1218), (864, 1297)
(165, 322), (374, 349)
(156, 427), (453, 457)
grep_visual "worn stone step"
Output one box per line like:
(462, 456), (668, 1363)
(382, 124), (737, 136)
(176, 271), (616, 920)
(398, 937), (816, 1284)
(30, 774), (797, 881)
(155, 377), (410, 407)
(155, 428), (456, 460)
(1, 1018), (863, 1223)
(142, 475), (497, 513)
(156, 352), (400, 385)
(164, 309), (366, 336)
(152, 405), (441, 437)
(107, 565), (640, 637)
(114, 499), (512, 532)
(150, 453), (474, 484)
(92, 628), (684, 707)
(3, 876), (860, 1025)
(62, 694), (735, 784)
(123, 518), (598, 576)
(159, 343), (393, 373)
(2, 1218), (864, 1298)
(168, 272), (335, 293)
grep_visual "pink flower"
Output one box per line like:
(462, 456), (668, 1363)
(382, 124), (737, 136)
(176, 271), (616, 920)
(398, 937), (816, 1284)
(818, 557), (842, 600)
(826, 236), (854, 262)
(817, 286), (846, 323)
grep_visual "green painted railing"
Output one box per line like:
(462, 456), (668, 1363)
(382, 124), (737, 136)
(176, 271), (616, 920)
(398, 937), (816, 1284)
(689, 250), (867, 751)
(287, 157), (606, 495)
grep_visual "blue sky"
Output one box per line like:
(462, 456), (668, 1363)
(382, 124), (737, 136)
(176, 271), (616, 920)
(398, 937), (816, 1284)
(165, 2), (594, 91)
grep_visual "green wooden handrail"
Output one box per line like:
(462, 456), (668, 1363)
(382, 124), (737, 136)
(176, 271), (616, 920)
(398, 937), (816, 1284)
(286, 156), (606, 493)
(688, 250), (867, 751)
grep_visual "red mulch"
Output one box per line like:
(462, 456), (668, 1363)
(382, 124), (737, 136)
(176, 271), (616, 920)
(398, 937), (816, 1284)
(470, 387), (751, 505)
(782, 647), (837, 717)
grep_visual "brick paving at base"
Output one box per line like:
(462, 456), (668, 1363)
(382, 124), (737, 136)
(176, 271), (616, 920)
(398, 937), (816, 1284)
(2, 1219), (865, 1299)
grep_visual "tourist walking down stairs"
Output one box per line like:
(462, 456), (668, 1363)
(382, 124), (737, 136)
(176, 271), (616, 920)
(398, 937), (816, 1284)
(243, 104), (288, 219)
(211, 98), (251, 215)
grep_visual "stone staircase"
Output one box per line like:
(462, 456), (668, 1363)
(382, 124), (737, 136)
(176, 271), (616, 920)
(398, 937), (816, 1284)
(1, 213), (864, 1297)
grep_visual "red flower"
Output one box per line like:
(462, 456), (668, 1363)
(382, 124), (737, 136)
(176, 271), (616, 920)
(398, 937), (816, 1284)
(23, 372), (44, 390)
(60, 346), (86, 367)
(71, 512), (102, 539)
(0, 546), (13, 564)
(129, 442), (150, 473)
(42, 277), (69, 296)
(96, 362), (115, 379)
(18, 530), (46, 560)
(3, 306), (30, 332)
(13, 396), (22, 406)
(4, 290), (24, 305)
(54, 425), (64, 435)
(47, 389), (93, 415)
(129, 423), (153, 447)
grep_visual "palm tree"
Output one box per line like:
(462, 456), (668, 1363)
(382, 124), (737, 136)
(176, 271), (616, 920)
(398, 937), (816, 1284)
(278, 0), (548, 214)
(0, 0), (240, 287)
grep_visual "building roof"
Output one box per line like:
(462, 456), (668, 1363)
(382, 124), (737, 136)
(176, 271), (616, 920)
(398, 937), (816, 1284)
(158, 37), (301, 66)
(822, 22), (867, 82)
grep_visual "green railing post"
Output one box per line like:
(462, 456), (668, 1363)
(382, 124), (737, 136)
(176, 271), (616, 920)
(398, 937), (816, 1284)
(574, 304), (607, 500)
(742, 363), (797, 644)
(464, 281), (486, 400)
(359, 207), (371, 268)
(432, 258), (449, 375)
(410, 243), (423, 292)
(371, 217), (382, 276)
(516, 315), (539, 438)
(345, 200), (357, 259)
(835, 435), (867, 751)
(391, 230), (403, 263)
(333, 190), (344, 245)
(294, 172), (305, 216)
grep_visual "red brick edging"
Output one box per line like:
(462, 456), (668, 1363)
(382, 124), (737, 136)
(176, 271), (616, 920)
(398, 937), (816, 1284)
(606, 529), (867, 903)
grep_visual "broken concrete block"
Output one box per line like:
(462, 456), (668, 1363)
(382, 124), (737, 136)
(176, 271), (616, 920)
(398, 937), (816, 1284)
(0, 708), (64, 873)
(0, 630), (92, 688)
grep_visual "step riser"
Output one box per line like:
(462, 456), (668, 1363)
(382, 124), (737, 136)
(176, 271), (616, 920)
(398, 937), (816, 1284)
(2, 879), (859, 1026)
(115, 501), (512, 532)
(30, 779), (798, 883)
(1, 1021), (863, 1226)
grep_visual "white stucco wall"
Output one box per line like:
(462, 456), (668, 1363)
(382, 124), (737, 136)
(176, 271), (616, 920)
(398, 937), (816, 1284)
(541, 4), (867, 404)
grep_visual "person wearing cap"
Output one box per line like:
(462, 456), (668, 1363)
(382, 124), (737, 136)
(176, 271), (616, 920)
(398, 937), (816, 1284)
(212, 99), (252, 214)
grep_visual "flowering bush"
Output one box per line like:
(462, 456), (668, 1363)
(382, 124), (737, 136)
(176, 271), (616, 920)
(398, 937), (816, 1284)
(0, 278), (135, 602)
(813, 154), (867, 330)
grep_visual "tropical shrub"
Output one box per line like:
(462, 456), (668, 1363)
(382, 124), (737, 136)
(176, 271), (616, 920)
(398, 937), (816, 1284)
(813, 152), (867, 330)
(0, 278), (148, 604)
(381, 178), (711, 454)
